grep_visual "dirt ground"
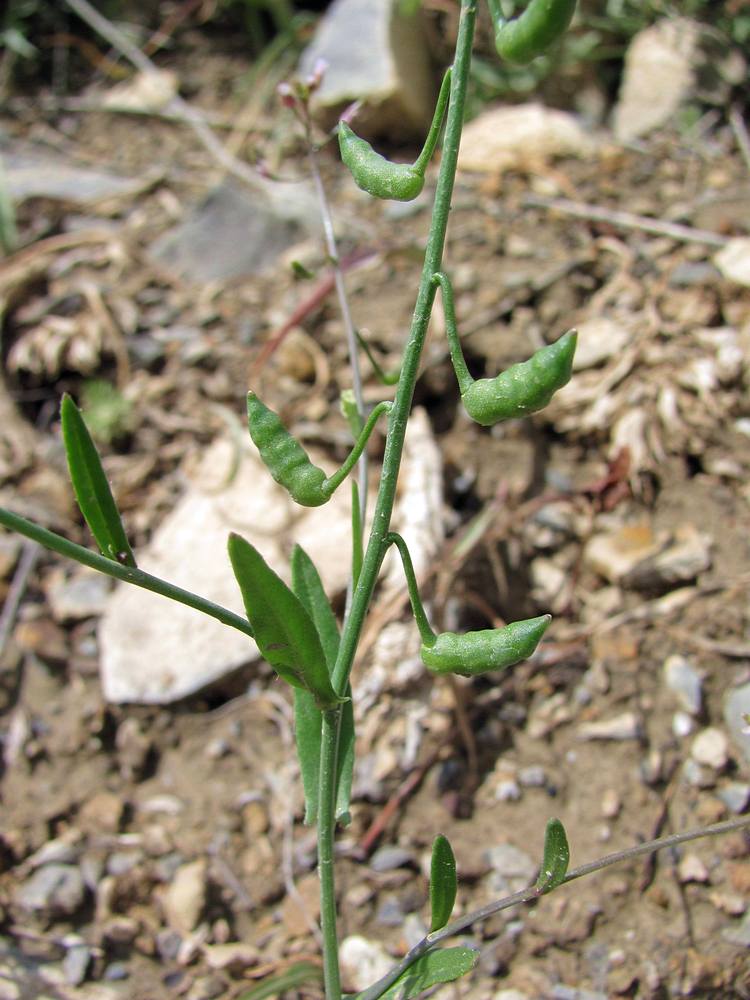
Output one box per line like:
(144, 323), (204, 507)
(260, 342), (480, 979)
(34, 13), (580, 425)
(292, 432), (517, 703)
(1, 17), (749, 1000)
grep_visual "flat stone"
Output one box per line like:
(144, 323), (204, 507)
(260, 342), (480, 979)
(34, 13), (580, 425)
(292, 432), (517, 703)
(298, 0), (436, 137)
(724, 683), (750, 766)
(99, 435), (355, 703)
(15, 864), (86, 917)
(677, 853), (709, 884)
(162, 859), (207, 934)
(613, 18), (700, 141)
(458, 103), (593, 174)
(584, 521), (662, 584)
(663, 654), (703, 715)
(714, 237), (750, 288)
(202, 943), (258, 972)
(369, 845), (416, 873)
(578, 712), (643, 741)
(46, 569), (111, 623)
(622, 523), (712, 592)
(484, 844), (537, 894)
(151, 179), (315, 283)
(716, 782), (750, 814)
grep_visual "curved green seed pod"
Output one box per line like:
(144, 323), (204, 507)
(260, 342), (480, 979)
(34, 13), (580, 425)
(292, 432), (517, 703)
(248, 393), (392, 507)
(247, 392), (329, 506)
(489, 0), (577, 65)
(421, 614), (551, 677)
(432, 271), (576, 426)
(338, 68), (452, 202)
(462, 330), (577, 426)
(338, 124), (425, 201)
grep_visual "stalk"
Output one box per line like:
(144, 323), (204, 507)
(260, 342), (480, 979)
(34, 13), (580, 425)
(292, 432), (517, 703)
(316, 2), (478, 995)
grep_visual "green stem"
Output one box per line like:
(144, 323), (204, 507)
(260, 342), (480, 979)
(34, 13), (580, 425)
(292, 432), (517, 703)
(412, 68), (453, 177)
(0, 507), (255, 640)
(316, 2), (478, 996)
(385, 532), (435, 646)
(323, 401), (392, 497)
(432, 271), (473, 394)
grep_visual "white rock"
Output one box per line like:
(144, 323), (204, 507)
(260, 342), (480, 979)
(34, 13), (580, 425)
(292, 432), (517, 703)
(584, 522), (662, 584)
(672, 711), (694, 738)
(572, 317), (633, 371)
(578, 712), (642, 741)
(101, 69), (178, 113)
(162, 859), (207, 934)
(714, 237), (750, 288)
(339, 935), (393, 991)
(458, 103), (593, 174)
(691, 727), (729, 771)
(100, 435), (354, 703)
(677, 853), (709, 884)
(613, 19), (700, 141)
(299, 0), (436, 136)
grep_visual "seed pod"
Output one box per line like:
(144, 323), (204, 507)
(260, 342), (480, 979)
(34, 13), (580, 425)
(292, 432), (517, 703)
(338, 123), (425, 201)
(247, 392), (329, 507)
(491, 0), (577, 65)
(462, 331), (577, 426)
(338, 68), (452, 202)
(421, 614), (551, 677)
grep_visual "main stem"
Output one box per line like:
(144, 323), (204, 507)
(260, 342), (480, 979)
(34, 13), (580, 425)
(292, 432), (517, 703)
(316, 2), (477, 996)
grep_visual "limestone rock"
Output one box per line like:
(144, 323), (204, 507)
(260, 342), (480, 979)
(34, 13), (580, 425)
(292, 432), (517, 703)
(299, 0), (435, 137)
(613, 19), (700, 141)
(458, 103), (593, 174)
(99, 434), (355, 703)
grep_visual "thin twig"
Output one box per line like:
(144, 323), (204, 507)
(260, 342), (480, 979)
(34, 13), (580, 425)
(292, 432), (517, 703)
(0, 541), (40, 658)
(356, 815), (750, 1000)
(523, 194), (729, 247)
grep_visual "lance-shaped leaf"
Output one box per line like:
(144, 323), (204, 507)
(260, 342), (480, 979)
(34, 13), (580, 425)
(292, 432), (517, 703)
(292, 545), (354, 825)
(228, 534), (342, 709)
(535, 817), (570, 893)
(60, 393), (136, 567)
(429, 833), (457, 932)
(379, 947), (478, 999)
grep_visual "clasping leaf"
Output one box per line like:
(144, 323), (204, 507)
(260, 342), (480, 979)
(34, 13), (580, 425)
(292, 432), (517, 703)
(535, 817), (570, 893)
(228, 534), (343, 710)
(429, 834), (457, 932)
(60, 393), (136, 567)
(378, 946), (478, 999)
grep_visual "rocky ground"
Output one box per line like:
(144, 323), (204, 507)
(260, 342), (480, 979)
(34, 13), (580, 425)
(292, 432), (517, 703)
(0, 9), (750, 1000)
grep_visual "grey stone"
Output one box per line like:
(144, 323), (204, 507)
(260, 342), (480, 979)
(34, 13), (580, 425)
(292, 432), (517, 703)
(485, 844), (537, 894)
(716, 782), (750, 814)
(47, 569), (111, 623)
(369, 845), (416, 873)
(722, 908), (750, 947)
(663, 654), (703, 715)
(518, 765), (547, 787)
(15, 864), (86, 917)
(691, 727), (729, 770)
(151, 180), (315, 283)
(63, 945), (91, 986)
(375, 895), (405, 926)
(724, 683), (750, 767)
(299, 0), (435, 138)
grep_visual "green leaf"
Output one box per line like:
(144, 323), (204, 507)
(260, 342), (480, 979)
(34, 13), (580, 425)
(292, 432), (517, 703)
(228, 534), (342, 709)
(536, 817), (570, 893)
(429, 834), (457, 932)
(291, 545), (354, 825)
(60, 393), (136, 567)
(235, 960), (323, 1000)
(380, 946), (478, 999)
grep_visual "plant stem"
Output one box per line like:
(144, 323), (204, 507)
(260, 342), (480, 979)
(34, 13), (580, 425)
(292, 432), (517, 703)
(0, 508), (255, 640)
(316, 2), (478, 996)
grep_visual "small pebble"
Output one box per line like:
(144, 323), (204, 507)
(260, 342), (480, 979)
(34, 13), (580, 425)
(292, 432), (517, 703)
(578, 712), (642, 741)
(339, 936), (393, 992)
(103, 962), (130, 981)
(709, 890), (746, 916)
(518, 766), (547, 787)
(724, 682), (750, 767)
(162, 859), (207, 934)
(369, 845), (415, 873)
(15, 864), (86, 917)
(677, 853), (710, 884)
(716, 782), (750, 814)
(601, 789), (621, 819)
(682, 758), (716, 789)
(495, 779), (522, 802)
(375, 896), (406, 927)
(663, 654), (703, 715)
(672, 711), (694, 738)
(691, 727), (729, 770)
(63, 944), (91, 986)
